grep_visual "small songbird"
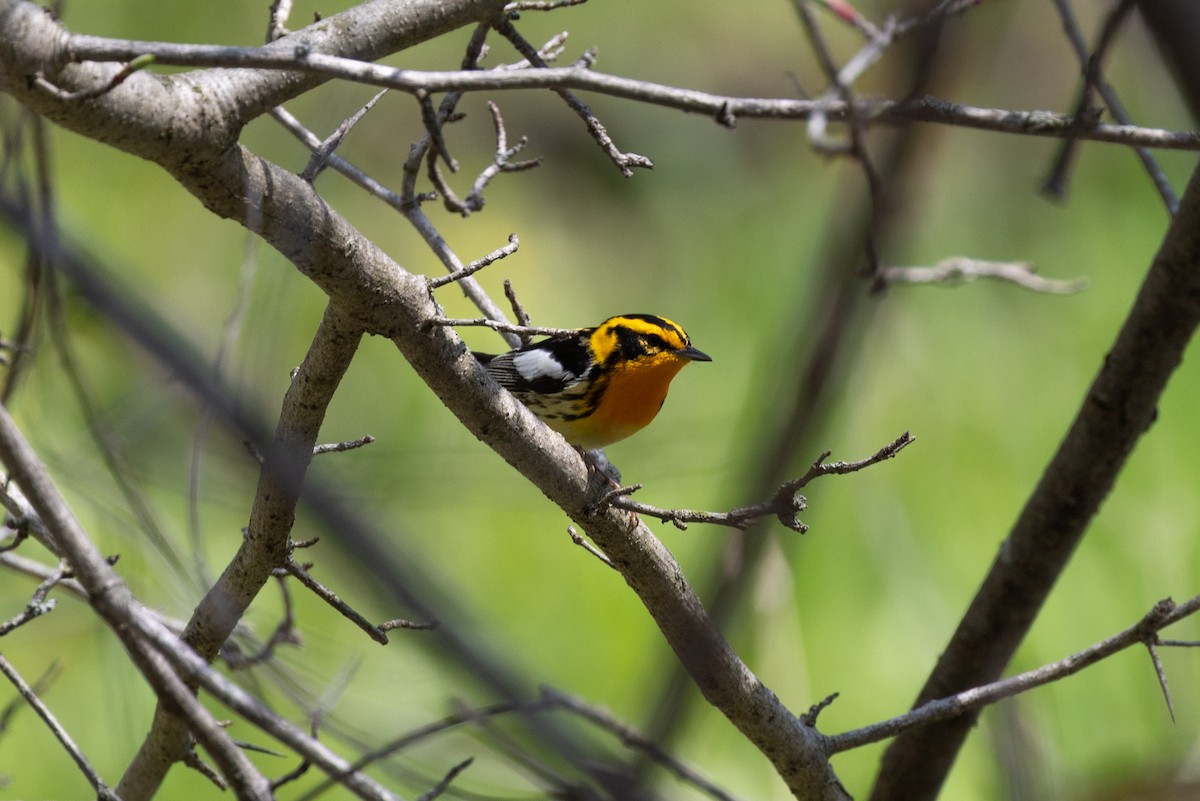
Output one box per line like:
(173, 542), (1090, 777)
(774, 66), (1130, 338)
(475, 314), (711, 450)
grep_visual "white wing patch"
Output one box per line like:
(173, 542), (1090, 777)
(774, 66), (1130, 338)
(513, 349), (574, 382)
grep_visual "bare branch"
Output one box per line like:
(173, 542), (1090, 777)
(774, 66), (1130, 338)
(415, 757), (473, 801)
(266, 0), (294, 42)
(882, 258), (1088, 294)
(0, 558), (64, 635)
(607, 432), (915, 532)
(793, 0), (886, 280)
(126, 601), (406, 801)
(431, 316), (578, 338)
(505, 0), (588, 11)
(378, 617), (439, 632)
(0, 658), (60, 735)
(465, 101), (544, 207)
(223, 575), (302, 669)
(490, 15), (653, 176)
(0, 404), (276, 800)
(31, 54), (156, 101)
(801, 693), (841, 727)
(284, 559), (392, 645)
(47, 35), (1200, 151)
(1145, 640), (1175, 723)
(830, 596), (1200, 754)
(312, 435), (375, 455)
(300, 88), (388, 183)
(1042, 0), (1177, 212)
(0, 654), (120, 800)
(542, 687), (746, 801)
(503, 279), (532, 328)
(295, 699), (532, 800)
(566, 525), (615, 568)
(181, 746), (228, 791)
(427, 233), (521, 288)
(872, 159), (1200, 801)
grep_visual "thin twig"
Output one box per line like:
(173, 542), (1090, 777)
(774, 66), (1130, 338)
(505, 0), (589, 11)
(224, 574), (302, 669)
(490, 16), (653, 176)
(801, 693), (841, 727)
(430, 317), (577, 338)
(1145, 640), (1175, 723)
(415, 757), (473, 801)
(882, 258), (1088, 294)
(270, 717), (319, 791)
(502, 279), (534, 346)
(52, 39), (1200, 151)
(826, 596), (1200, 753)
(793, 0), (887, 281)
(566, 526), (614, 568)
(284, 559), (390, 645)
(0, 480), (56, 554)
(503, 280), (531, 328)
(181, 746), (228, 790)
(495, 31), (570, 70)
(812, 0), (882, 39)
(430, 106), (542, 217)
(31, 54), (156, 101)
(606, 432), (915, 532)
(427, 233), (520, 289)
(265, 0), (293, 42)
(386, 24), (526, 348)
(1042, 0), (1177, 211)
(0, 658), (60, 734)
(300, 88), (388, 183)
(463, 101), (543, 211)
(378, 618), (438, 632)
(272, 91), (520, 348)
(312, 435), (375, 455)
(0, 654), (120, 800)
(542, 687), (746, 801)
(893, 0), (991, 38)
(0, 558), (64, 635)
(294, 699), (534, 801)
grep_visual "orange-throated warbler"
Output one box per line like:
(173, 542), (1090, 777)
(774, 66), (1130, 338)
(475, 314), (710, 450)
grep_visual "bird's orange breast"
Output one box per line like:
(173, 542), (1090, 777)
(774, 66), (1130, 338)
(553, 352), (690, 449)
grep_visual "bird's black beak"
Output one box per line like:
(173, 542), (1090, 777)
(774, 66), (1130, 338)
(679, 346), (712, 362)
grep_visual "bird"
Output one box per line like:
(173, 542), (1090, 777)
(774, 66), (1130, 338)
(475, 313), (711, 450)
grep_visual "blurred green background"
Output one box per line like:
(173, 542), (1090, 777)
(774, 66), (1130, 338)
(2, 1), (1199, 800)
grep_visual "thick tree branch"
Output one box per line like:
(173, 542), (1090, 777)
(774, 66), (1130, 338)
(0, 405), (276, 801)
(0, 5), (850, 796)
(833, 595), (1200, 753)
(870, 159), (1200, 801)
(1, 0), (507, 163)
(117, 303), (364, 799)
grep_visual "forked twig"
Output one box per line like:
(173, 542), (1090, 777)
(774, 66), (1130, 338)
(604, 432), (915, 532)
(491, 15), (653, 176)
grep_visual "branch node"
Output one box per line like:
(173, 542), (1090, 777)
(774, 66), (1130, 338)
(716, 101), (738, 129)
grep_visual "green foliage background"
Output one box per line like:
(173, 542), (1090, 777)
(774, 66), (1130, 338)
(2, 1), (1198, 800)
